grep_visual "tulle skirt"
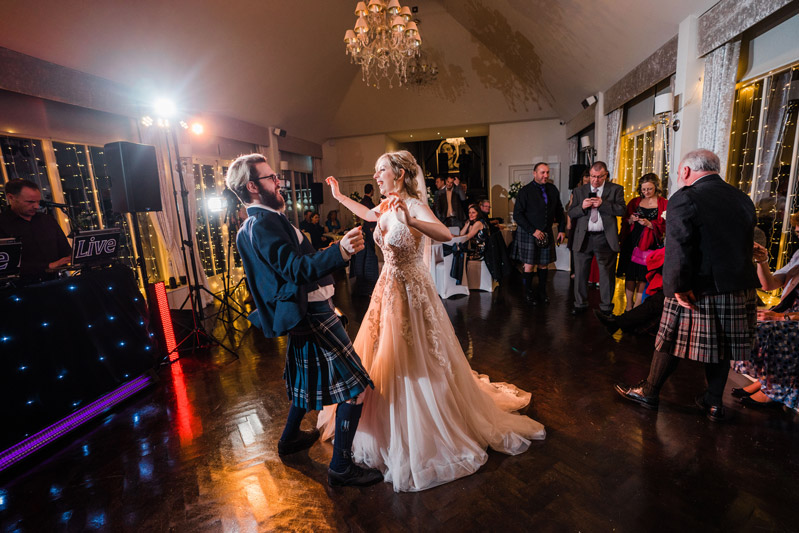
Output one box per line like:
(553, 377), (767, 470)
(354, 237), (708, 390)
(319, 261), (545, 492)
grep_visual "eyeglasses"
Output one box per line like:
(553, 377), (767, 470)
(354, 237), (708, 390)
(251, 173), (280, 185)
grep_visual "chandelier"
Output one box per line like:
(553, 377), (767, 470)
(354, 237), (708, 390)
(343, 0), (422, 88)
(405, 51), (438, 87)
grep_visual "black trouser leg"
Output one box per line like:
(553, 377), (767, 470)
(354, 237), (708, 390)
(617, 291), (665, 332)
(643, 350), (680, 398)
(704, 362), (730, 407)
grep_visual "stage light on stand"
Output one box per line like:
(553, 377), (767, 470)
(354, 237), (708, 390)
(207, 196), (224, 213)
(153, 98), (176, 119)
(141, 116), (153, 127)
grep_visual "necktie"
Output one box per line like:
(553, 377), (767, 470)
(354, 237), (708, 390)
(537, 184), (548, 205)
(590, 189), (599, 223)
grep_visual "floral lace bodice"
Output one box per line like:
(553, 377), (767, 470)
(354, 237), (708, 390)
(374, 198), (426, 270)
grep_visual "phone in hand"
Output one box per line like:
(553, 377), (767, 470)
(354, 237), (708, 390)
(588, 191), (597, 198)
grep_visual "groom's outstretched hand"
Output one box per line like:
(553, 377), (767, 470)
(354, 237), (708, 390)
(340, 226), (365, 258)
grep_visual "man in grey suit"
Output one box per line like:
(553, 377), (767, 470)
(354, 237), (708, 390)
(568, 161), (626, 315)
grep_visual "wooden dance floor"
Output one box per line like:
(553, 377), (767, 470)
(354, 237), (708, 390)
(1, 271), (797, 531)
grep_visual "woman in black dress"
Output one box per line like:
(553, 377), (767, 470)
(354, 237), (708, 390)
(617, 173), (667, 310)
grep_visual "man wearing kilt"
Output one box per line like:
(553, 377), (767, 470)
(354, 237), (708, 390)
(511, 162), (566, 304)
(226, 154), (382, 486)
(615, 149), (759, 422)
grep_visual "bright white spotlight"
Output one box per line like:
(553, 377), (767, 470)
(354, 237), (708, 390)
(153, 98), (176, 118)
(191, 122), (204, 135)
(207, 196), (225, 212)
(141, 116), (153, 127)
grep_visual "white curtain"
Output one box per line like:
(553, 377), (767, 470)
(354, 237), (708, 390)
(568, 136), (579, 166)
(605, 108), (622, 180)
(698, 39), (741, 174)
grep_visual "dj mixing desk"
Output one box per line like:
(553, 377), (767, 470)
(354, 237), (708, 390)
(0, 265), (159, 460)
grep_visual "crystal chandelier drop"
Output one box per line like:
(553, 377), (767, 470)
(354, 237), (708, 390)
(343, 0), (422, 88)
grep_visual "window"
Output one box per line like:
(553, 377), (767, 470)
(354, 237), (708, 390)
(193, 163), (227, 278)
(1, 135), (54, 201)
(728, 65), (799, 270)
(618, 125), (669, 203)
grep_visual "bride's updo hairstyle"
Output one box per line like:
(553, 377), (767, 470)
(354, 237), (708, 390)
(379, 150), (421, 199)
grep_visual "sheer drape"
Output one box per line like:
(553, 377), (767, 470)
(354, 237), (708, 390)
(753, 69), (792, 204)
(605, 108), (622, 180)
(698, 40), (741, 173)
(568, 136), (579, 166)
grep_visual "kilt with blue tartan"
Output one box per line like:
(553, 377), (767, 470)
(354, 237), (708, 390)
(285, 301), (374, 410)
(510, 228), (554, 265)
(654, 289), (757, 363)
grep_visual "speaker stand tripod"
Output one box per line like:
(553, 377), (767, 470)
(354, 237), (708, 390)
(164, 126), (238, 361)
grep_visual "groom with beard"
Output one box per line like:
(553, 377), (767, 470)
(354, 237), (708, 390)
(226, 154), (382, 487)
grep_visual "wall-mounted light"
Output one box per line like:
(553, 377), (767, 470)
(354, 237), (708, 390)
(581, 95), (597, 109)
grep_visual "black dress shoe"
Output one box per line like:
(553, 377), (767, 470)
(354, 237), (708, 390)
(525, 292), (538, 305)
(328, 463), (384, 487)
(740, 396), (780, 409)
(614, 380), (659, 410)
(730, 387), (753, 398)
(278, 428), (320, 456)
(594, 309), (619, 334)
(539, 294), (550, 304)
(694, 395), (727, 422)
(571, 306), (588, 315)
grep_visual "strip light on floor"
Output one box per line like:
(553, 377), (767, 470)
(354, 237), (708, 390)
(152, 281), (178, 361)
(0, 374), (153, 472)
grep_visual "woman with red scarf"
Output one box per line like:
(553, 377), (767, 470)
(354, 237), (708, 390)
(617, 173), (667, 310)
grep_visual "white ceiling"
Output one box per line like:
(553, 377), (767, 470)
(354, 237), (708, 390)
(0, 0), (718, 144)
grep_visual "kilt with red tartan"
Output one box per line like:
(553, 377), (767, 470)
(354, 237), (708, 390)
(654, 289), (757, 363)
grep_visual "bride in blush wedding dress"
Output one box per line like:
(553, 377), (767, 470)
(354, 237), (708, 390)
(319, 151), (545, 492)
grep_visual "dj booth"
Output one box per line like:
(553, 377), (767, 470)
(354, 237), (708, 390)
(0, 264), (159, 470)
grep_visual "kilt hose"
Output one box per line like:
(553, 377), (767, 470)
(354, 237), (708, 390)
(285, 301), (374, 410)
(655, 289), (757, 364)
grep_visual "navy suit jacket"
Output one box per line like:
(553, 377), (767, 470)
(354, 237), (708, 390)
(236, 206), (348, 338)
(662, 174), (759, 297)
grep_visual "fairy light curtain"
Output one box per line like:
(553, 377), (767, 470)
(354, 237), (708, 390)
(728, 64), (799, 271)
(698, 40), (742, 174)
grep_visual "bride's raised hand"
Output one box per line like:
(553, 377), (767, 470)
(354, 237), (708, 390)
(389, 193), (410, 225)
(325, 176), (341, 200)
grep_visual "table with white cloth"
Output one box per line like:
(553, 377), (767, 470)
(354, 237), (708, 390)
(430, 234), (495, 296)
(430, 235), (470, 298)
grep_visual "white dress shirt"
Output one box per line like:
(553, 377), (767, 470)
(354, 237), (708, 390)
(587, 183), (605, 232)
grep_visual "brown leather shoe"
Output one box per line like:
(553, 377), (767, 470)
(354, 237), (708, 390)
(614, 380), (659, 410)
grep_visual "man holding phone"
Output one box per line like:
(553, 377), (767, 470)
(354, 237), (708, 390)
(567, 161), (626, 315)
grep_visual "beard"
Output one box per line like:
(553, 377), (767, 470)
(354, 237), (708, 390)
(255, 183), (285, 211)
